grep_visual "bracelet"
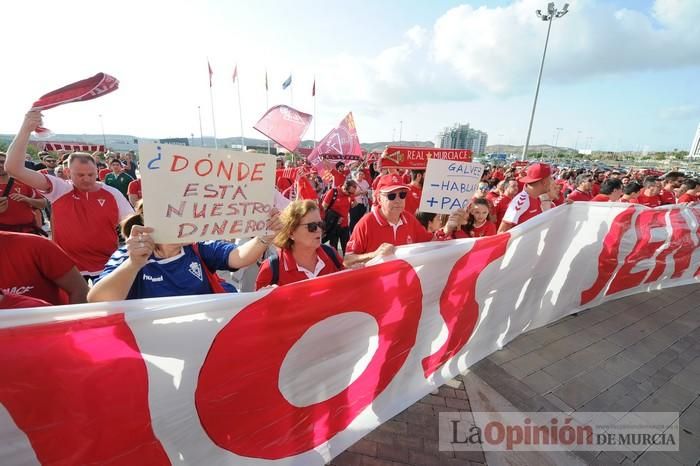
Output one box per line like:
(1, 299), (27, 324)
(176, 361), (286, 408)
(256, 236), (270, 246)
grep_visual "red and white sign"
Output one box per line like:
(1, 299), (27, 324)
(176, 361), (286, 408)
(1, 203), (699, 465)
(379, 146), (472, 170)
(41, 142), (106, 153)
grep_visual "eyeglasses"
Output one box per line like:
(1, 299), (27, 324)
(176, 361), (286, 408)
(384, 191), (408, 201)
(299, 221), (325, 232)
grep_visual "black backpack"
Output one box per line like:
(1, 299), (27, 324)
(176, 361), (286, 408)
(268, 244), (342, 285)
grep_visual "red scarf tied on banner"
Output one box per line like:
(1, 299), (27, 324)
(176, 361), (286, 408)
(30, 73), (120, 136)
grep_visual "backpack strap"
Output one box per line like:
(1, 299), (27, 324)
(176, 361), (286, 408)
(320, 244), (343, 271)
(191, 243), (228, 293)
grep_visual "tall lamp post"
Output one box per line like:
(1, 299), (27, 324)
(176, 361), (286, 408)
(521, 2), (569, 161)
(98, 114), (107, 151)
(197, 106), (204, 147)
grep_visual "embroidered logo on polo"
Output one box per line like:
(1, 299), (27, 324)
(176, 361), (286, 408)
(188, 262), (203, 281)
(97, 199), (106, 207)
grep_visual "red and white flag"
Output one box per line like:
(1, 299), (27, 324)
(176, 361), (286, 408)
(253, 105), (312, 152)
(312, 79), (316, 97)
(208, 61), (213, 87)
(232, 65), (238, 84)
(307, 112), (362, 171)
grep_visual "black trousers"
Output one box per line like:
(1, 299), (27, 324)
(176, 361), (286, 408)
(325, 225), (350, 255)
(349, 204), (367, 233)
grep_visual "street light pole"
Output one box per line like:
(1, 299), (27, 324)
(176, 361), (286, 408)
(197, 106), (204, 147)
(521, 2), (569, 161)
(98, 114), (107, 151)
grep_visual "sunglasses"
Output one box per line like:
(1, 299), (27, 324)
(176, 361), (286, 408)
(300, 221), (325, 233)
(384, 191), (408, 201)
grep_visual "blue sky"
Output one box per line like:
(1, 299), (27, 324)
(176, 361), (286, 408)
(1, 0), (698, 151)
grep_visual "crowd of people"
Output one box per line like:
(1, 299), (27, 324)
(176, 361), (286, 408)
(2, 109), (699, 309)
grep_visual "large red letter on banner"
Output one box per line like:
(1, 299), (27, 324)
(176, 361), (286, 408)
(195, 260), (423, 459)
(580, 206), (637, 305)
(422, 234), (510, 377)
(0, 315), (168, 465)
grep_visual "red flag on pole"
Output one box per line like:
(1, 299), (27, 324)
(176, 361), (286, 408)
(307, 112), (362, 171)
(30, 72), (119, 136)
(312, 79), (316, 97)
(232, 65), (238, 84)
(208, 61), (213, 87)
(253, 105), (312, 152)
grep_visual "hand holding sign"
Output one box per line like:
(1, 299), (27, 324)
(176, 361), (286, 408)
(419, 159), (485, 214)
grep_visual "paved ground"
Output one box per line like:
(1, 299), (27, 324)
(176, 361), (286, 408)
(331, 284), (700, 466)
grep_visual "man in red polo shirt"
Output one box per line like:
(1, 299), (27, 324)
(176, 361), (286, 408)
(322, 179), (357, 254)
(404, 169), (424, 216)
(636, 177), (662, 207)
(659, 172), (684, 205)
(591, 179), (623, 202)
(567, 174), (594, 202)
(0, 151), (48, 234)
(127, 177), (142, 207)
(5, 111), (134, 280)
(0, 231), (88, 305)
(677, 180), (698, 204)
(345, 174), (461, 266)
(498, 163), (552, 233)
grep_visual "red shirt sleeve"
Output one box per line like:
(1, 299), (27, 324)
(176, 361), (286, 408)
(409, 215), (434, 243)
(346, 219), (368, 255)
(255, 259), (273, 290)
(127, 180), (140, 195)
(35, 236), (76, 281)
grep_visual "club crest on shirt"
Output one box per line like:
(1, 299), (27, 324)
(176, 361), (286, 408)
(188, 261), (203, 281)
(406, 235), (413, 244)
(97, 198), (106, 207)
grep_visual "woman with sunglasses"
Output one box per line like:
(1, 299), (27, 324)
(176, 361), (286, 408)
(255, 200), (344, 289)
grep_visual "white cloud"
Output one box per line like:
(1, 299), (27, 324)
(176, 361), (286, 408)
(659, 104), (700, 120)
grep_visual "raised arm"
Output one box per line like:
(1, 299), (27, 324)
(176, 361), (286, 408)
(4, 111), (51, 191)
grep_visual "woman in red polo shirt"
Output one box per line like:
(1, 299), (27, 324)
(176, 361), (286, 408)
(256, 200), (344, 289)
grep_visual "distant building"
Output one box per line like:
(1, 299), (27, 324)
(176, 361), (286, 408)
(435, 123), (488, 155)
(159, 138), (189, 146)
(689, 122), (700, 159)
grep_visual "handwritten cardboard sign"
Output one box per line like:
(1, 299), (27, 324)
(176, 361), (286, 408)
(139, 143), (275, 243)
(419, 159), (484, 214)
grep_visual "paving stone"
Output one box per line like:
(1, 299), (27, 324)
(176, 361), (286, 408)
(665, 428), (700, 465)
(348, 439), (378, 456)
(670, 368), (700, 393)
(501, 351), (551, 379)
(598, 353), (641, 378)
(505, 334), (543, 357)
(584, 339), (624, 359)
(634, 395), (679, 414)
(521, 370), (561, 395)
(330, 451), (364, 466)
(552, 380), (600, 409)
(634, 450), (683, 466)
(487, 347), (519, 365)
(542, 358), (587, 384)
(679, 404), (700, 433)
(654, 382), (697, 412)
(543, 393), (574, 413)
(574, 366), (621, 392)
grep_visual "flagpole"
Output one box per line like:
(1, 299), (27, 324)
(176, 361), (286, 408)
(236, 72), (244, 150)
(313, 76), (317, 148)
(265, 69), (270, 154)
(209, 86), (218, 149)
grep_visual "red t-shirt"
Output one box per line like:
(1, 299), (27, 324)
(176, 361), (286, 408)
(0, 292), (51, 309)
(502, 191), (543, 227)
(98, 168), (111, 181)
(493, 169), (505, 181)
(404, 184), (422, 216)
(567, 190), (592, 202)
(591, 194), (611, 202)
(402, 172), (411, 185)
(330, 169), (347, 188)
(620, 197), (639, 204)
(0, 231), (75, 304)
(485, 191), (500, 205)
(127, 178), (142, 200)
(453, 221), (497, 238)
(346, 206), (433, 255)
(591, 182), (601, 197)
(0, 179), (40, 229)
(678, 193), (698, 203)
(296, 176), (317, 201)
(636, 194), (662, 208)
(255, 246), (344, 290)
(323, 188), (353, 228)
(41, 176), (134, 275)
(494, 194), (512, 228)
(659, 189), (676, 205)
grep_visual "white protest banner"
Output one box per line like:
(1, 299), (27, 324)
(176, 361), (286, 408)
(2, 203), (699, 465)
(420, 158), (485, 213)
(138, 143), (275, 243)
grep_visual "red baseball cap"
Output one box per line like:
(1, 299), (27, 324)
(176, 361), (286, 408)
(375, 174), (410, 193)
(519, 163), (552, 184)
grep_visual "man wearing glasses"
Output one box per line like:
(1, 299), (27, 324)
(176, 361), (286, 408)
(567, 174), (594, 202)
(344, 174), (461, 267)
